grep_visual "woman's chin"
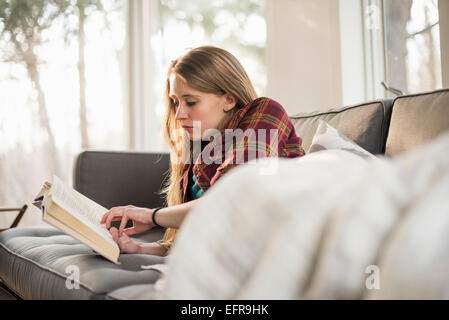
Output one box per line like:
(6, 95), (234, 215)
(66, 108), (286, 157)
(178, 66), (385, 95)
(185, 130), (203, 141)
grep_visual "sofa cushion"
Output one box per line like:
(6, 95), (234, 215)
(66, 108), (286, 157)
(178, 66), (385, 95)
(290, 99), (393, 155)
(385, 88), (449, 157)
(0, 226), (165, 299)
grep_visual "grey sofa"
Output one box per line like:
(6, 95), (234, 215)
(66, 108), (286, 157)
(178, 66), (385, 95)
(1, 88), (448, 300)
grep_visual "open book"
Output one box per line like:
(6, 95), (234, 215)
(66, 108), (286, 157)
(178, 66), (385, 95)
(33, 175), (120, 264)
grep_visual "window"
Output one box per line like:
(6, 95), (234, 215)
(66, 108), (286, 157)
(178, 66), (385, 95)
(153, 0), (266, 123)
(129, 0), (266, 152)
(363, 0), (442, 99)
(383, 0), (442, 95)
(0, 0), (128, 227)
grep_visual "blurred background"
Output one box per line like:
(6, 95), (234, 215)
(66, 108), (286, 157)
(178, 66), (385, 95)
(0, 0), (447, 227)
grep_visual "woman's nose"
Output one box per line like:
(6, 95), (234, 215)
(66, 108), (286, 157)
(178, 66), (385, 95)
(174, 104), (187, 120)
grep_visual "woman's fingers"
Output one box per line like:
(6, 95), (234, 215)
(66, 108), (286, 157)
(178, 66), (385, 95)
(102, 207), (117, 224)
(109, 226), (137, 254)
(101, 206), (129, 225)
(104, 216), (123, 229)
(109, 227), (119, 242)
(100, 212), (108, 224)
(105, 211), (124, 229)
(122, 227), (137, 236)
(118, 211), (129, 236)
(117, 232), (130, 244)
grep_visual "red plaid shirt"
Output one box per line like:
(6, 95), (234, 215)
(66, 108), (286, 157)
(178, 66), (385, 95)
(181, 97), (305, 203)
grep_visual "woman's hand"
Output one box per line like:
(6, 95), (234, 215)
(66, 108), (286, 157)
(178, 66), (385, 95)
(109, 227), (141, 254)
(100, 205), (155, 236)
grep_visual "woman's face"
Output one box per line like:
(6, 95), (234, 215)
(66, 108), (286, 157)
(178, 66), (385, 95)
(169, 73), (236, 140)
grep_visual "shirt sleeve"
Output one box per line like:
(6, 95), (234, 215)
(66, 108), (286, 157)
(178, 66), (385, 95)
(209, 98), (305, 187)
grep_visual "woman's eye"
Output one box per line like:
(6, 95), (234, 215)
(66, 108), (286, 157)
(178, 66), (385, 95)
(171, 99), (195, 107)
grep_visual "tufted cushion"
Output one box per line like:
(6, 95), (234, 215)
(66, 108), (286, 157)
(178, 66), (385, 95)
(0, 226), (165, 299)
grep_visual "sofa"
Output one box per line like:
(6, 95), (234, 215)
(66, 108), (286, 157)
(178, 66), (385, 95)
(1, 88), (448, 300)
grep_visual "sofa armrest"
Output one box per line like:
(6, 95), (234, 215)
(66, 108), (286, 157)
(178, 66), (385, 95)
(73, 150), (170, 210)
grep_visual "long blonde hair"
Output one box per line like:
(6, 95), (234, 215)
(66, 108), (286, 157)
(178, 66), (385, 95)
(158, 46), (258, 249)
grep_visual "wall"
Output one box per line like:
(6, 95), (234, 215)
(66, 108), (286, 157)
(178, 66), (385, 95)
(265, 0), (343, 114)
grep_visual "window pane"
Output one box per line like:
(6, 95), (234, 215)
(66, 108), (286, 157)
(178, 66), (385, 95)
(383, 0), (442, 95)
(0, 0), (128, 227)
(153, 0), (266, 118)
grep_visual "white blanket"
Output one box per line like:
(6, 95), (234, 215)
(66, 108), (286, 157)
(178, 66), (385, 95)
(153, 131), (449, 299)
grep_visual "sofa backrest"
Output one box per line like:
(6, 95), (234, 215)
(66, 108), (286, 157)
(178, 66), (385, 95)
(73, 151), (170, 209)
(289, 100), (393, 155)
(385, 88), (449, 157)
(71, 89), (448, 209)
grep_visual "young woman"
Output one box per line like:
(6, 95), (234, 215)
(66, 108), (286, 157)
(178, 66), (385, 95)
(100, 46), (305, 256)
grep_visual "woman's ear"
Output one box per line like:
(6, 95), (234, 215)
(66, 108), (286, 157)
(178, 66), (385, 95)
(223, 93), (237, 112)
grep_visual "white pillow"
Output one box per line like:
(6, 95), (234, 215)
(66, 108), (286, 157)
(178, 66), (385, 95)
(308, 120), (377, 160)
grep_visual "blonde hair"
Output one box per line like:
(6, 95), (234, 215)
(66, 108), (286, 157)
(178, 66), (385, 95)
(157, 46), (258, 250)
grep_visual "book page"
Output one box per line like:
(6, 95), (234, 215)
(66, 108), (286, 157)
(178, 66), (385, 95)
(50, 175), (116, 247)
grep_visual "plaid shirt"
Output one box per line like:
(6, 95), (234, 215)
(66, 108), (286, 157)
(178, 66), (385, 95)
(181, 97), (305, 203)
